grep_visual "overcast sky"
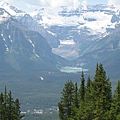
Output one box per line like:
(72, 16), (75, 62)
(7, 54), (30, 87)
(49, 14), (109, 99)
(2, 0), (120, 12)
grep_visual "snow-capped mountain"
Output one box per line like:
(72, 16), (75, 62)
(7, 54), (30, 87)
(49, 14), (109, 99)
(0, 2), (60, 48)
(0, 2), (120, 77)
(28, 4), (120, 77)
(0, 3), (67, 72)
(0, 8), (11, 23)
(29, 4), (120, 60)
(31, 4), (120, 34)
(1, 2), (120, 59)
(0, 2), (25, 18)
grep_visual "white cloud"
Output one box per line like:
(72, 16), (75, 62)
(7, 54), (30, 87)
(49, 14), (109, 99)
(11, 0), (80, 8)
(1, 0), (81, 12)
(81, 0), (87, 10)
(1, 0), (16, 2)
(26, 0), (80, 8)
(25, 0), (80, 12)
(108, 0), (120, 5)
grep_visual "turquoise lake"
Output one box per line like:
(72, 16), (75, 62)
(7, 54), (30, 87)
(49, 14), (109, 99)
(60, 66), (88, 73)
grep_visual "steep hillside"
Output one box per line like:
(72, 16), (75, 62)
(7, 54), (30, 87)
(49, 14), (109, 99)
(75, 28), (120, 78)
(0, 2), (120, 77)
(29, 4), (120, 60)
(0, 8), (64, 72)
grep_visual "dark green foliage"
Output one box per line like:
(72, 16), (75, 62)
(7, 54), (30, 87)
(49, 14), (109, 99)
(58, 63), (119, 120)
(0, 87), (24, 120)
(77, 71), (85, 119)
(110, 80), (120, 119)
(0, 71), (81, 110)
(14, 99), (24, 120)
(72, 82), (79, 120)
(90, 63), (112, 119)
(80, 76), (93, 120)
(58, 81), (76, 120)
(73, 82), (79, 109)
(79, 71), (85, 102)
(86, 75), (91, 89)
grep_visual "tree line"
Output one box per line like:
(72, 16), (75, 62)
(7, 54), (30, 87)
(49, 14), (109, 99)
(0, 87), (24, 120)
(58, 63), (120, 120)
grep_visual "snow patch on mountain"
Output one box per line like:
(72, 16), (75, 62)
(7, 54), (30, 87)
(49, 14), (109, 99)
(79, 11), (114, 34)
(30, 7), (85, 27)
(5, 44), (9, 52)
(0, 9), (10, 23)
(0, 2), (25, 18)
(30, 5), (118, 37)
(27, 38), (40, 58)
(35, 54), (40, 58)
(60, 39), (76, 45)
(47, 30), (57, 37)
(28, 39), (35, 47)
(1, 2), (16, 16)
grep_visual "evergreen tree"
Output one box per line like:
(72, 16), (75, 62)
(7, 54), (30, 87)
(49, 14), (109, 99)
(0, 93), (4, 120)
(79, 71), (85, 102)
(58, 81), (75, 120)
(71, 82), (79, 120)
(73, 82), (79, 109)
(77, 71), (85, 119)
(110, 80), (120, 119)
(4, 86), (7, 120)
(14, 99), (24, 120)
(58, 63), (119, 120)
(82, 76), (94, 120)
(0, 87), (24, 120)
(91, 63), (112, 119)
(86, 75), (91, 89)
(7, 91), (13, 120)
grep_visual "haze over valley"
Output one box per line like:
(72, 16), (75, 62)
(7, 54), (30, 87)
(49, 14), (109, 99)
(0, 1), (120, 119)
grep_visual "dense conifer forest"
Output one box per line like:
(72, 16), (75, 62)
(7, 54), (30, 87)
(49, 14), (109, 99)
(0, 63), (120, 120)
(0, 87), (24, 120)
(58, 63), (120, 120)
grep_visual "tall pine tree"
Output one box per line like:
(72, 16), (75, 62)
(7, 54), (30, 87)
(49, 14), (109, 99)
(58, 81), (75, 120)
(79, 71), (85, 102)
(82, 76), (94, 120)
(0, 87), (24, 120)
(90, 63), (112, 119)
(72, 82), (79, 120)
(77, 71), (85, 120)
(58, 63), (119, 120)
(110, 80), (120, 120)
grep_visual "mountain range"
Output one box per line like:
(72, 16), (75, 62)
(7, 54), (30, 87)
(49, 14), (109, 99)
(0, 5), (66, 72)
(0, 2), (120, 77)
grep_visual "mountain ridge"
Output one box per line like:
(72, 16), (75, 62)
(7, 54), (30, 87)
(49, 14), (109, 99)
(0, 2), (120, 77)
(0, 8), (66, 72)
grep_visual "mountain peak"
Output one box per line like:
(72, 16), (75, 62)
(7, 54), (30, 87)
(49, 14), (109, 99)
(0, 8), (11, 23)
(0, 1), (25, 16)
